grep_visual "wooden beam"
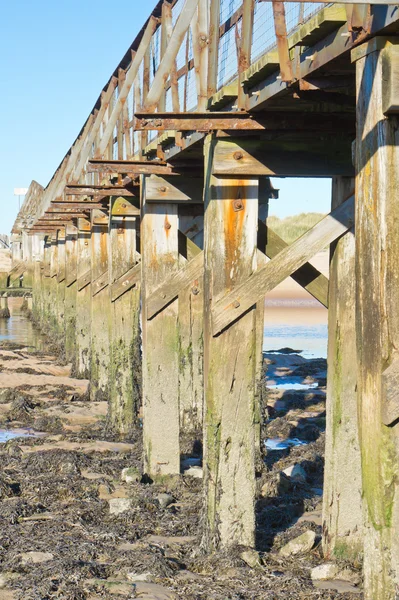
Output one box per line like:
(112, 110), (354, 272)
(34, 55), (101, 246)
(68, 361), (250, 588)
(212, 194), (354, 335)
(238, 0), (254, 109)
(207, 0), (220, 97)
(272, 1), (293, 82)
(87, 159), (173, 176)
(190, 0), (209, 110)
(147, 249), (203, 319)
(143, 0), (199, 112)
(110, 263), (141, 302)
(258, 220), (329, 307)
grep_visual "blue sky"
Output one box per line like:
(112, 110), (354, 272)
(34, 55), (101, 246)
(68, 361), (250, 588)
(0, 0), (331, 235)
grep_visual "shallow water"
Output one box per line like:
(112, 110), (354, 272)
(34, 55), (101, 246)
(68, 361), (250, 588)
(263, 305), (328, 359)
(0, 428), (38, 443)
(0, 298), (44, 350)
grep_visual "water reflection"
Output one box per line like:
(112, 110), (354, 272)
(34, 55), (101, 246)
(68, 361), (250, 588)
(0, 298), (44, 350)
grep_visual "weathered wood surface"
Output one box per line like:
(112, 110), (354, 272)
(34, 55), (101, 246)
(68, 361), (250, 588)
(87, 160), (173, 176)
(145, 175), (203, 204)
(258, 220), (329, 307)
(109, 204), (141, 435)
(110, 263), (141, 302)
(322, 176), (362, 559)
(382, 355), (399, 426)
(141, 178), (180, 477)
(203, 135), (257, 550)
(212, 194), (354, 335)
(65, 185), (139, 199)
(355, 40), (399, 600)
(64, 225), (78, 363)
(76, 218), (92, 378)
(90, 210), (111, 401)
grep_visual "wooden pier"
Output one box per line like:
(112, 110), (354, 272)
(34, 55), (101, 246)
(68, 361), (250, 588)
(9, 0), (399, 596)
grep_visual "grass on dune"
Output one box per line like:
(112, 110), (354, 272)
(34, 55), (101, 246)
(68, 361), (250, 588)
(267, 212), (326, 245)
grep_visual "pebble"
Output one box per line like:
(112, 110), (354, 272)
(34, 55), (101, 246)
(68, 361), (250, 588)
(121, 467), (140, 484)
(156, 493), (175, 509)
(311, 563), (339, 581)
(279, 530), (316, 557)
(241, 549), (261, 568)
(109, 498), (133, 515)
(127, 571), (152, 582)
(183, 466), (203, 479)
(282, 464), (307, 483)
(20, 551), (54, 565)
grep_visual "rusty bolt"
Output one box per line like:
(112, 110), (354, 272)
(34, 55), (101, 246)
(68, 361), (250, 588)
(233, 300), (240, 308)
(159, 186), (167, 192)
(192, 286), (200, 295)
(165, 222), (171, 230)
(233, 199), (244, 212)
(118, 228), (124, 234)
(200, 34), (207, 41)
(233, 151), (244, 161)
(121, 203), (127, 208)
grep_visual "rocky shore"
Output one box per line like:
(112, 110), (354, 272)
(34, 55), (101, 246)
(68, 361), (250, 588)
(0, 335), (362, 599)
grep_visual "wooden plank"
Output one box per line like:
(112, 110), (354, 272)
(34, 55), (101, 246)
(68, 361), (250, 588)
(207, 0), (220, 97)
(76, 218), (92, 378)
(135, 112), (268, 131)
(258, 220), (329, 307)
(190, 0), (209, 110)
(145, 175), (203, 203)
(87, 159), (173, 176)
(110, 263), (141, 302)
(238, 0), (254, 108)
(212, 194), (354, 335)
(146, 249), (204, 319)
(143, 0), (199, 112)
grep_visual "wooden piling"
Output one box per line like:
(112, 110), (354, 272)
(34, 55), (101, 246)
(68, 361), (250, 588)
(64, 224), (78, 364)
(56, 228), (66, 351)
(76, 218), (92, 378)
(108, 198), (141, 435)
(90, 209), (111, 401)
(202, 135), (258, 550)
(354, 38), (399, 599)
(141, 176), (180, 477)
(322, 176), (362, 559)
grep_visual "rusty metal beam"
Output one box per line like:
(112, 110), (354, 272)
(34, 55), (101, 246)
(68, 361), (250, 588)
(135, 111), (268, 131)
(87, 159), (173, 176)
(272, 1), (293, 82)
(65, 184), (138, 197)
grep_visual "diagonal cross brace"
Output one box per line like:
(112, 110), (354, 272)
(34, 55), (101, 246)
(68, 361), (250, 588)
(212, 194), (354, 335)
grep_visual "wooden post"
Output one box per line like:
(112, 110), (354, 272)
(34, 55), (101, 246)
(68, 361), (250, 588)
(202, 134), (258, 550)
(31, 234), (44, 323)
(322, 176), (362, 559)
(49, 232), (59, 337)
(40, 237), (52, 332)
(64, 223), (78, 365)
(108, 198), (141, 435)
(76, 218), (92, 379)
(56, 228), (66, 350)
(354, 38), (399, 598)
(90, 209), (111, 401)
(141, 176), (180, 477)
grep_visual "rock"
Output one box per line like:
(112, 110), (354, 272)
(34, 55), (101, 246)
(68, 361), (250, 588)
(282, 464), (307, 483)
(261, 472), (292, 497)
(127, 571), (152, 582)
(183, 466), (203, 479)
(20, 551), (54, 565)
(337, 568), (361, 585)
(313, 580), (361, 594)
(241, 549), (261, 568)
(311, 563), (339, 581)
(279, 530), (316, 557)
(0, 573), (18, 589)
(121, 467), (140, 484)
(109, 498), (132, 515)
(156, 493), (174, 509)
(135, 582), (176, 599)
